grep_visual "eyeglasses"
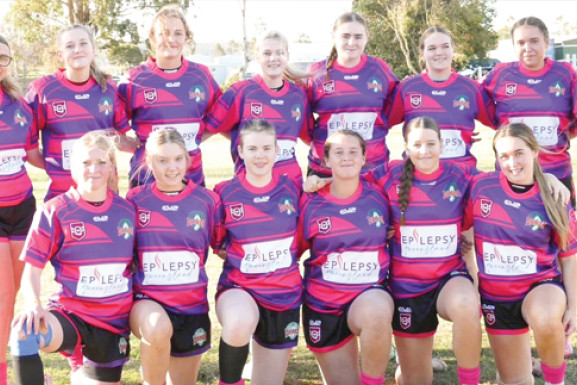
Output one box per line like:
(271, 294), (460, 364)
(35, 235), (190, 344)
(0, 55), (13, 67)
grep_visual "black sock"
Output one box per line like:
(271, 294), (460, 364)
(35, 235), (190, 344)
(12, 354), (44, 385)
(219, 338), (249, 383)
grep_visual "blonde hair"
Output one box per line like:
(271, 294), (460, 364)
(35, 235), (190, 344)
(149, 4), (192, 47)
(57, 25), (110, 91)
(238, 119), (277, 148)
(257, 30), (309, 85)
(70, 130), (119, 193)
(326, 12), (368, 82)
(0, 35), (21, 100)
(493, 123), (571, 249)
(144, 128), (190, 180)
(398, 117), (441, 225)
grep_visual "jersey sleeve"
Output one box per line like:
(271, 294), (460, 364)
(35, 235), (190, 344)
(204, 85), (242, 133)
(558, 205), (577, 257)
(24, 78), (46, 132)
(386, 81), (406, 128)
(21, 204), (62, 268)
(111, 81), (131, 133)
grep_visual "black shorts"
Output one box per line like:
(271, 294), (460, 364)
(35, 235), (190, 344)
(303, 303), (354, 353)
(0, 197), (35, 240)
(392, 270), (473, 337)
(253, 304), (300, 349)
(166, 310), (211, 357)
(481, 276), (564, 335)
(51, 310), (129, 383)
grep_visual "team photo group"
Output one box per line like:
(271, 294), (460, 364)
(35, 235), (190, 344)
(0, 3), (576, 385)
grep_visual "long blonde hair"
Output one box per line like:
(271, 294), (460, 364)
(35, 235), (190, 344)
(493, 123), (571, 249)
(0, 35), (21, 100)
(57, 25), (110, 91)
(149, 5), (192, 53)
(256, 30), (309, 85)
(144, 128), (190, 180)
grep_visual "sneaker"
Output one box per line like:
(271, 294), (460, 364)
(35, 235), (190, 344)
(432, 356), (447, 372)
(564, 338), (574, 358)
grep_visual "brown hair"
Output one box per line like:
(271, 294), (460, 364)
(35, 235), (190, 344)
(398, 117), (442, 225)
(0, 35), (21, 100)
(511, 17), (549, 42)
(419, 26), (455, 53)
(58, 25), (110, 91)
(257, 30), (310, 85)
(149, 4), (192, 47)
(238, 119), (277, 148)
(71, 130), (119, 193)
(323, 129), (366, 160)
(493, 123), (570, 249)
(326, 12), (368, 82)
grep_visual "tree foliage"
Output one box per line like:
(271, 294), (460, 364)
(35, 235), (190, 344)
(353, 0), (498, 79)
(4, 0), (193, 74)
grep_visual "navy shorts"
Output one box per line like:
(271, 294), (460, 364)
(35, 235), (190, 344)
(392, 270), (473, 337)
(0, 196), (35, 240)
(52, 310), (129, 383)
(481, 276), (564, 334)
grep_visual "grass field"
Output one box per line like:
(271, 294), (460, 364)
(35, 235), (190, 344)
(9, 124), (577, 385)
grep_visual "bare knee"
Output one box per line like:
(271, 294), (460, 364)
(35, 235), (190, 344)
(138, 313), (173, 346)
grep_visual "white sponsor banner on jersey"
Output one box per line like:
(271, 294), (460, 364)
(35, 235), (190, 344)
(275, 139), (296, 162)
(321, 251), (380, 284)
(77, 263), (129, 298)
(141, 251), (200, 285)
(240, 237), (294, 274)
(482, 242), (537, 276)
(152, 123), (200, 152)
(509, 117), (559, 147)
(400, 224), (458, 258)
(440, 130), (466, 158)
(61, 139), (77, 171)
(327, 112), (377, 140)
(0, 148), (26, 175)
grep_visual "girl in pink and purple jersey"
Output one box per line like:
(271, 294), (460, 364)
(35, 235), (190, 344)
(214, 120), (302, 385)
(26, 24), (136, 200)
(10, 132), (135, 385)
(128, 128), (222, 385)
(305, 12), (398, 177)
(206, 31), (312, 185)
(466, 123), (577, 385)
(0, 34), (43, 385)
(387, 26), (495, 168)
(119, 5), (221, 187)
(300, 130), (393, 385)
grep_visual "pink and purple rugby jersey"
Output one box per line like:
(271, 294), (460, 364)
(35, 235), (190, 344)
(127, 180), (223, 315)
(0, 92), (38, 207)
(205, 74), (312, 184)
(118, 57), (222, 185)
(215, 172), (302, 311)
(21, 188), (136, 335)
(299, 180), (389, 313)
(306, 55), (398, 176)
(381, 162), (477, 297)
(25, 69), (130, 200)
(466, 171), (577, 302)
(483, 58), (577, 179)
(387, 69), (495, 167)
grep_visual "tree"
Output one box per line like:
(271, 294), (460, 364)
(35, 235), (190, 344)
(4, 0), (193, 72)
(353, 0), (498, 78)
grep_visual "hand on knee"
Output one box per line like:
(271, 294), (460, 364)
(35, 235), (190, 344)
(10, 323), (53, 357)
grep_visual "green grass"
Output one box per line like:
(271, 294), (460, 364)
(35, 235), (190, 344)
(9, 126), (577, 384)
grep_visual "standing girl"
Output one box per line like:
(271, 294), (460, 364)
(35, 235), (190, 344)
(119, 5), (222, 187)
(380, 117), (482, 385)
(25, 24), (135, 200)
(0, 34), (43, 385)
(306, 12), (398, 177)
(300, 130), (393, 385)
(467, 122), (576, 385)
(215, 120), (302, 385)
(128, 129), (222, 385)
(483, 17), (577, 203)
(10, 132), (135, 385)
(387, 26), (495, 168)
(206, 30), (312, 184)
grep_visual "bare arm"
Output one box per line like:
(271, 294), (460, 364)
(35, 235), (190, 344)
(26, 148), (45, 170)
(13, 264), (46, 335)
